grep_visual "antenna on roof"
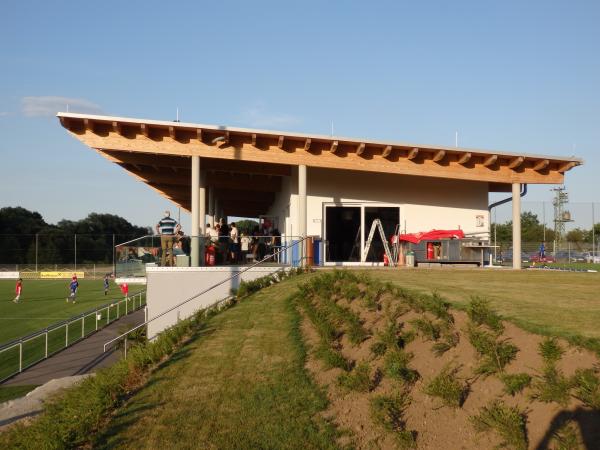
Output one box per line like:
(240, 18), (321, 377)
(175, 108), (180, 122)
(455, 131), (458, 147)
(331, 121), (334, 137)
(66, 104), (70, 112)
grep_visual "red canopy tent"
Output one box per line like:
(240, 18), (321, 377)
(392, 229), (465, 244)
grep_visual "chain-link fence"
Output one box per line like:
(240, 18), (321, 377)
(490, 201), (600, 264)
(0, 234), (143, 270)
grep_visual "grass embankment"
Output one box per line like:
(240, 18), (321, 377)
(0, 279), (144, 343)
(368, 269), (600, 351)
(92, 274), (338, 449)
(0, 385), (38, 404)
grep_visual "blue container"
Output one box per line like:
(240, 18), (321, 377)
(313, 239), (322, 266)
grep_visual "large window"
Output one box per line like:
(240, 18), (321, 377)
(323, 204), (400, 263)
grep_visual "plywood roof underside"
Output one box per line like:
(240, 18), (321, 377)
(57, 113), (582, 216)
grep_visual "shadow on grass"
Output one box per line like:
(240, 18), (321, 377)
(93, 401), (166, 450)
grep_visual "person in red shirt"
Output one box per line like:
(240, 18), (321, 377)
(120, 282), (129, 299)
(13, 278), (23, 303)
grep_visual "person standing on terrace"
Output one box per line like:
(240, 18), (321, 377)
(156, 210), (180, 266)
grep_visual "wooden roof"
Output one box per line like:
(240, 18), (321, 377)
(57, 112), (582, 215)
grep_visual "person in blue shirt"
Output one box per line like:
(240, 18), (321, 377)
(103, 274), (110, 296)
(539, 241), (546, 260)
(67, 279), (79, 303)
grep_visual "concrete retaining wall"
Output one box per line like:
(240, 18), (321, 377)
(146, 266), (283, 339)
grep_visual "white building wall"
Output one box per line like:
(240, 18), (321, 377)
(267, 167), (490, 238)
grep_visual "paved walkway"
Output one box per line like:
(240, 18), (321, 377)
(2, 309), (145, 386)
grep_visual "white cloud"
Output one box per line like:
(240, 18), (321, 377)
(21, 96), (103, 117)
(0, 112), (10, 117)
(239, 104), (300, 129)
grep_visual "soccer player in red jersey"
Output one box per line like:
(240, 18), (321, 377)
(13, 278), (23, 303)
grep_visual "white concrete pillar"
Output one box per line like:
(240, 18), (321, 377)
(512, 183), (521, 270)
(298, 165), (307, 238)
(199, 170), (207, 265)
(298, 165), (307, 265)
(191, 156), (200, 266)
(208, 187), (215, 227)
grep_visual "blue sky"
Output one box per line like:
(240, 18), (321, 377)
(1, 0), (598, 231)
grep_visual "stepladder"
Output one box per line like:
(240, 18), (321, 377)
(361, 219), (396, 266)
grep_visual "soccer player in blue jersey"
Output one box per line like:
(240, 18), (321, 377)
(156, 210), (180, 266)
(67, 278), (79, 303)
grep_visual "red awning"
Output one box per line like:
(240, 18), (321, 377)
(394, 229), (465, 244)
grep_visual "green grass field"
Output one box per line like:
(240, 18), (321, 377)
(0, 279), (145, 382)
(0, 279), (144, 345)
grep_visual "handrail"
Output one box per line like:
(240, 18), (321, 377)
(115, 235), (153, 247)
(0, 290), (146, 352)
(103, 236), (309, 353)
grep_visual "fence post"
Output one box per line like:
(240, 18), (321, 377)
(45, 330), (48, 358)
(107, 307), (109, 325)
(81, 316), (84, 338)
(124, 337), (128, 359)
(74, 234), (77, 272)
(95, 308), (98, 331)
(35, 233), (39, 273)
(117, 300), (120, 318)
(126, 296), (128, 315)
(65, 323), (69, 347)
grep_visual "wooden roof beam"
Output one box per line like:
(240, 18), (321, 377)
(558, 161), (576, 173)
(533, 159), (549, 171)
(432, 150), (446, 163)
(111, 121), (122, 135)
(330, 140), (339, 154)
(251, 133), (257, 146)
(83, 118), (95, 133)
(304, 138), (311, 151)
(196, 129), (203, 142)
(457, 152), (471, 165)
(140, 124), (150, 137)
(508, 156), (524, 170)
(278, 135), (285, 149)
(382, 145), (392, 158)
(407, 148), (419, 160)
(483, 154), (498, 167)
(356, 143), (366, 156)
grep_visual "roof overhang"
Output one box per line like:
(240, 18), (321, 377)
(57, 112), (583, 214)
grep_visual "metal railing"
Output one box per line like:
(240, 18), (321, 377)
(114, 234), (307, 278)
(0, 291), (147, 383)
(103, 237), (309, 357)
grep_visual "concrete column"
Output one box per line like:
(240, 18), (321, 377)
(298, 165), (307, 264)
(199, 170), (207, 265)
(208, 187), (215, 227)
(191, 156), (200, 266)
(512, 183), (521, 270)
(214, 198), (219, 225)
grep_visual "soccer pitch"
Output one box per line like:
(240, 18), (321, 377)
(0, 279), (145, 345)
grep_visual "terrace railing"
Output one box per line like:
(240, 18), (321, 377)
(0, 291), (146, 383)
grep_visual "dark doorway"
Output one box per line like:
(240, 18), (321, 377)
(363, 207), (400, 263)
(325, 206), (361, 262)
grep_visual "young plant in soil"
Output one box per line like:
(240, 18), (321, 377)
(422, 291), (454, 324)
(318, 297), (368, 345)
(470, 400), (528, 450)
(571, 368), (600, 410)
(431, 331), (460, 357)
(423, 363), (468, 408)
(530, 364), (572, 406)
(410, 316), (441, 341)
(467, 324), (518, 375)
(467, 296), (504, 333)
(370, 392), (417, 449)
(337, 362), (374, 392)
(539, 337), (564, 365)
(384, 349), (419, 385)
(315, 342), (351, 371)
(374, 320), (415, 355)
(499, 373), (532, 396)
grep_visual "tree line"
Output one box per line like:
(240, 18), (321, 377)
(0, 207), (149, 264)
(493, 211), (600, 244)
